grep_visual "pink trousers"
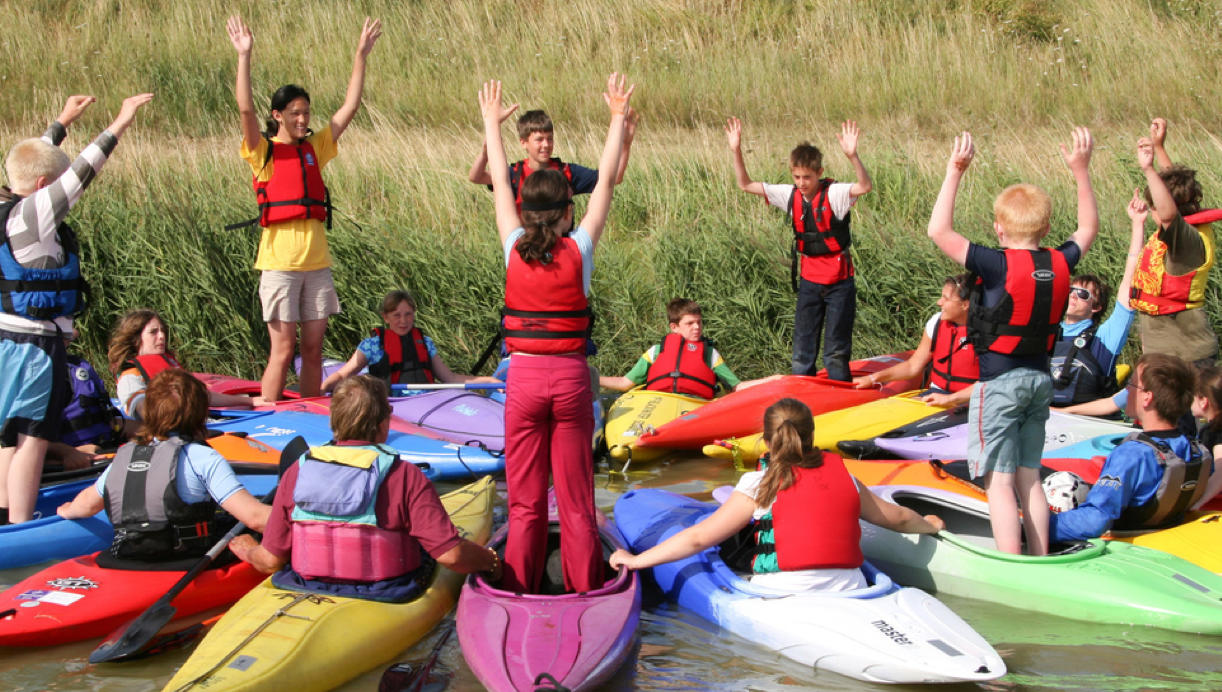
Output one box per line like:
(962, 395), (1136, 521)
(501, 353), (601, 593)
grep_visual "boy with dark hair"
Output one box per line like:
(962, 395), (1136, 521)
(1130, 118), (1219, 369)
(1051, 353), (1214, 541)
(468, 106), (637, 213)
(600, 297), (742, 399)
(726, 118), (872, 381)
(927, 128), (1098, 556)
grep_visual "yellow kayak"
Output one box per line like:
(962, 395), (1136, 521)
(704, 391), (947, 464)
(162, 476), (496, 692)
(1106, 512), (1222, 574)
(605, 388), (708, 467)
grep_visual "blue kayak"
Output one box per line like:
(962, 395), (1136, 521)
(0, 472), (279, 571)
(208, 410), (504, 482)
(613, 489), (1004, 684)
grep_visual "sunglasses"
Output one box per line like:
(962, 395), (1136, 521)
(1069, 287), (1094, 302)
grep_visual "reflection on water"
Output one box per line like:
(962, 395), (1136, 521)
(5, 452), (1222, 691)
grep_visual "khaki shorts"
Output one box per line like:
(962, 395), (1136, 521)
(258, 268), (341, 323)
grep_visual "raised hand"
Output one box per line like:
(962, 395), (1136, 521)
(1136, 137), (1155, 171)
(356, 17), (382, 58)
(478, 80), (517, 125)
(1150, 117), (1168, 147)
(602, 72), (635, 116)
(57, 95), (96, 127)
(1059, 126), (1093, 173)
(725, 116), (743, 150)
(108, 93), (154, 136)
(227, 15), (252, 55)
(1126, 188), (1149, 222)
(949, 132), (974, 173)
(838, 120), (861, 158)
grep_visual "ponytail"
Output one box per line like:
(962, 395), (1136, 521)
(516, 169), (572, 263)
(755, 398), (822, 508)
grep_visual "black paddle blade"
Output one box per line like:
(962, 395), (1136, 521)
(89, 601), (178, 663)
(280, 435), (309, 475)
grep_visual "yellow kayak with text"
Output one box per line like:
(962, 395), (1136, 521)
(605, 388), (709, 465)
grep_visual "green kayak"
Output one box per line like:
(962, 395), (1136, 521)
(861, 485), (1222, 635)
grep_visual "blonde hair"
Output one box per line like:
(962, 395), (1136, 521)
(330, 375), (391, 442)
(993, 183), (1052, 241)
(5, 139), (69, 193)
(755, 398), (823, 508)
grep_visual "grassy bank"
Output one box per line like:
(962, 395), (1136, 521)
(2, 0), (1221, 381)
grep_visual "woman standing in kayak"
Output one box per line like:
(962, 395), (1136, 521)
(226, 14), (381, 402)
(479, 75), (633, 593)
(611, 398), (944, 591)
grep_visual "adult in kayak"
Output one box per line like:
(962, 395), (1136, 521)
(226, 14), (381, 402)
(56, 369), (270, 564)
(228, 375), (499, 600)
(321, 289), (499, 393)
(851, 274), (977, 407)
(480, 75), (633, 593)
(610, 398), (944, 591)
(107, 308), (255, 419)
(1050, 354), (1217, 542)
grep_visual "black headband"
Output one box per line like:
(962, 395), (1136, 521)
(520, 199), (573, 212)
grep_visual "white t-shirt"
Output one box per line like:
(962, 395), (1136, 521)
(761, 182), (856, 220)
(734, 470), (867, 592)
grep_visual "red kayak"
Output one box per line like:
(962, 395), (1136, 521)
(1042, 456), (1222, 513)
(635, 351), (919, 451)
(0, 553), (264, 647)
(195, 372), (300, 400)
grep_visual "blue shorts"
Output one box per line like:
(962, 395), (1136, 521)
(0, 329), (69, 446)
(967, 367), (1052, 478)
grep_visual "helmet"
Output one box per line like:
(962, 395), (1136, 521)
(1042, 471), (1090, 513)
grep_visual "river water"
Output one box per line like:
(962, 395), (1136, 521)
(5, 453), (1222, 691)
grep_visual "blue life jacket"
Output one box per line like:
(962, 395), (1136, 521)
(0, 198), (87, 320)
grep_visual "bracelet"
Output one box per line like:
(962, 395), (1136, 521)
(485, 547), (500, 574)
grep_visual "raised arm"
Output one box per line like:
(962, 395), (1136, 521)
(926, 132), (974, 266)
(838, 120), (872, 198)
(1061, 127), (1098, 255)
(227, 15), (261, 151)
(1138, 137), (1178, 231)
(467, 103), (518, 186)
(578, 73), (635, 246)
(1116, 189), (1148, 302)
(479, 80), (525, 243)
(104, 93), (154, 141)
(613, 107), (639, 185)
(725, 117), (765, 197)
(56, 95), (96, 131)
(329, 17), (382, 141)
(1149, 118), (1174, 170)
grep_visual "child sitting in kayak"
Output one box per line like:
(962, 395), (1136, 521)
(57, 369), (270, 565)
(851, 274), (977, 407)
(599, 297), (743, 399)
(228, 375), (499, 600)
(107, 309), (256, 419)
(321, 290), (499, 393)
(1192, 366), (1222, 509)
(610, 398), (943, 591)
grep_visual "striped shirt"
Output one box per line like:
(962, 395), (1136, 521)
(0, 126), (116, 336)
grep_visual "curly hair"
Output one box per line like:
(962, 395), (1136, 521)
(107, 309), (171, 375)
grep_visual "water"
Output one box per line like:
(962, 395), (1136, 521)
(5, 453), (1222, 691)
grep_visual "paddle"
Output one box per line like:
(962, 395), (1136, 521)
(378, 622), (454, 692)
(89, 435), (309, 664)
(390, 382), (505, 392)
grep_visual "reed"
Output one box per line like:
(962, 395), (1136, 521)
(1, 0), (1219, 381)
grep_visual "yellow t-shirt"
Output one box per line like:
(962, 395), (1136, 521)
(240, 126), (338, 271)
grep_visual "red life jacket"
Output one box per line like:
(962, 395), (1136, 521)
(927, 319), (979, 393)
(367, 327), (434, 385)
(120, 353), (182, 383)
(1129, 209), (1218, 316)
(503, 236), (592, 355)
(510, 158), (574, 212)
(788, 181), (854, 287)
(254, 138), (331, 228)
(967, 248), (1071, 356)
(644, 333), (718, 399)
(755, 453), (863, 571)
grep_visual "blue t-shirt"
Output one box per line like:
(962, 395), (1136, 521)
(94, 440), (244, 505)
(357, 332), (438, 371)
(965, 240), (1081, 380)
(1057, 300), (1135, 376)
(502, 160), (599, 197)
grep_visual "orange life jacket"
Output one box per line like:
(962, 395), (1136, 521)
(1129, 209), (1219, 316)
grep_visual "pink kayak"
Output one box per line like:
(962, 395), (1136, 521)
(194, 372), (299, 400)
(636, 351), (919, 451)
(253, 396), (453, 442)
(456, 498), (640, 691)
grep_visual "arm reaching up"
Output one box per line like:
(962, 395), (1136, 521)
(838, 120), (872, 198)
(1061, 127), (1098, 255)
(927, 132), (974, 266)
(725, 117), (765, 197)
(579, 73), (635, 246)
(329, 17), (383, 141)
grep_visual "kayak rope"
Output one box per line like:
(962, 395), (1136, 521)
(454, 445), (479, 481)
(168, 592), (315, 692)
(533, 672), (573, 691)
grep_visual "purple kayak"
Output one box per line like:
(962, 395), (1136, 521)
(456, 499), (640, 691)
(390, 390), (505, 453)
(874, 411), (1134, 460)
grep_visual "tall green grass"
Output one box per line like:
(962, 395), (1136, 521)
(1, 0), (1221, 382)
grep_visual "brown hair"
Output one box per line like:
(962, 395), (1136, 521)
(1135, 353), (1195, 423)
(1072, 273), (1110, 313)
(137, 369), (208, 443)
(754, 398), (823, 508)
(107, 309), (171, 375)
(666, 297), (702, 325)
(993, 183), (1052, 241)
(330, 375), (392, 442)
(516, 110), (554, 140)
(789, 142), (823, 173)
(380, 290), (416, 316)
(1143, 165), (1202, 217)
(945, 273), (972, 301)
(1195, 366), (1222, 431)
(515, 169), (572, 263)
